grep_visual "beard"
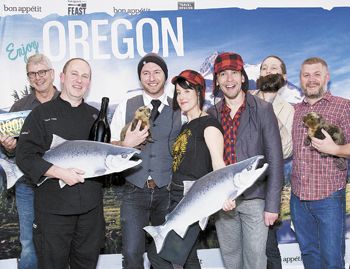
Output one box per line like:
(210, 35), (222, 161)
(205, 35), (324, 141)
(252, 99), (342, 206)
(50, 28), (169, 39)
(303, 84), (326, 99)
(256, 73), (286, 93)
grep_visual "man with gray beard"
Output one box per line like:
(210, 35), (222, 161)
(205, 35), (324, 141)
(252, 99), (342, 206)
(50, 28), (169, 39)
(291, 57), (350, 269)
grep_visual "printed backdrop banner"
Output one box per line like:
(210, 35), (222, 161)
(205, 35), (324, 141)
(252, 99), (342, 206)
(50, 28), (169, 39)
(0, 1), (350, 266)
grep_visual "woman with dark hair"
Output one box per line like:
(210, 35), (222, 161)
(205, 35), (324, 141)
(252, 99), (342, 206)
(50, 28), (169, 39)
(149, 70), (233, 269)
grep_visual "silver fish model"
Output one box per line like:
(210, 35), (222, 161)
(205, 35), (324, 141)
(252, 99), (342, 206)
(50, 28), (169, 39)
(0, 134), (142, 189)
(144, 155), (268, 253)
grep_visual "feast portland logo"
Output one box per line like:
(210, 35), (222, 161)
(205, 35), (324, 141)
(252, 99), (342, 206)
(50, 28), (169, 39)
(67, 0), (86, 15)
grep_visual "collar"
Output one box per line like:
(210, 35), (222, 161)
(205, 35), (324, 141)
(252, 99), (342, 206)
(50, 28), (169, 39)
(302, 91), (332, 105)
(221, 94), (247, 114)
(29, 86), (60, 104)
(26, 90), (39, 106)
(142, 91), (169, 107)
(57, 94), (85, 108)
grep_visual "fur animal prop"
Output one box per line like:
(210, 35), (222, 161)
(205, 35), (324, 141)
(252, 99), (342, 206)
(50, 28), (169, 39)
(303, 112), (346, 170)
(120, 106), (153, 147)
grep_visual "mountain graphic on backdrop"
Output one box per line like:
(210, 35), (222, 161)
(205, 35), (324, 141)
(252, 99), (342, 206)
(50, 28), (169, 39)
(124, 51), (304, 109)
(199, 51), (304, 105)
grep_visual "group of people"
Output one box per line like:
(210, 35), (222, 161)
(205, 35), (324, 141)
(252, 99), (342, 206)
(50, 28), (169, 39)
(0, 51), (349, 269)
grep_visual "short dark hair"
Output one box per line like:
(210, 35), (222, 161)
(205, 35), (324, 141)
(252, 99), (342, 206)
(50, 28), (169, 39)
(172, 78), (205, 110)
(260, 55), (287, 74)
(62, 58), (92, 79)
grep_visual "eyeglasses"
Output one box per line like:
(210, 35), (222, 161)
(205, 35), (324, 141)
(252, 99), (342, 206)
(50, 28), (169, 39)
(27, 69), (52, 79)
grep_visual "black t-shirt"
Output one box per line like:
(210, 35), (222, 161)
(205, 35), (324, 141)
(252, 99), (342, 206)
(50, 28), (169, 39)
(171, 115), (223, 186)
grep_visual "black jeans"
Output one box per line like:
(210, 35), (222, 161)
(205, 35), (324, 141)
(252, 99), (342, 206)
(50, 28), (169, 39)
(266, 224), (282, 269)
(148, 187), (201, 269)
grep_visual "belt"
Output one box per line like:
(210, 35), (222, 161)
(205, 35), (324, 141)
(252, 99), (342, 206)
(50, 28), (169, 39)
(145, 179), (157, 189)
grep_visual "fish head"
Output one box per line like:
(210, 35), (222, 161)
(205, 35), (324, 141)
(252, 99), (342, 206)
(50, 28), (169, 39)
(243, 155), (264, 171)
(232, 155), (268, 190)
(105, 147), (142, 173)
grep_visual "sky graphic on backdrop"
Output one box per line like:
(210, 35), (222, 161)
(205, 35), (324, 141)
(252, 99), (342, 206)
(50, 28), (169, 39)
(0, 7), (349, 109)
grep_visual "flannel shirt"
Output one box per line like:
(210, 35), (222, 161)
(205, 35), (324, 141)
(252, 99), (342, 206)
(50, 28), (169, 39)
(221, 99), (246, 165)
(291, 92), (350, 200)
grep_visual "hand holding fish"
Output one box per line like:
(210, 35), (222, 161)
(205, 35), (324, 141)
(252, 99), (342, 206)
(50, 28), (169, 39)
(0, 135), (17, 153)
(122, 120), (149, 148)
(45, 165), (85, 186)
(222, 198), (236, 211)
(264, 211), (278, 226)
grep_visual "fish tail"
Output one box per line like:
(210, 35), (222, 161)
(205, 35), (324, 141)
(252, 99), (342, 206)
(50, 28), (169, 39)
(143, 225), (165, 254)
(0, 158), (23, 189)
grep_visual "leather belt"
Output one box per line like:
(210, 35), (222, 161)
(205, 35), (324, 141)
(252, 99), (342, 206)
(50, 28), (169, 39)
(145, 179), (157, 189)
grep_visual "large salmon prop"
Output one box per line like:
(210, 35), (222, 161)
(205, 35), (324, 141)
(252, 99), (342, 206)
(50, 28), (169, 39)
(144, 155), (268, 253)
(0, 134), (141, 188)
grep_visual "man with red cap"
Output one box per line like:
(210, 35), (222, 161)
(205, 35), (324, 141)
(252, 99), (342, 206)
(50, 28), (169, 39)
(207, 52), (283, 269)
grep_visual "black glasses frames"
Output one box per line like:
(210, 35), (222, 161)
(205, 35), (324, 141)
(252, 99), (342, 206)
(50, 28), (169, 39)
(27, 69), (52, 79)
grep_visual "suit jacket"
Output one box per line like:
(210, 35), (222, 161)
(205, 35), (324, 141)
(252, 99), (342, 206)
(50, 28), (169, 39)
(207, 93), (284, 213)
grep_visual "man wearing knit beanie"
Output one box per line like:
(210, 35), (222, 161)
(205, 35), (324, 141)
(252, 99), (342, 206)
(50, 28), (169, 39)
(110, 53), (182, 268)
(207, 52), (283, 269)
(137, 52), (168, 80)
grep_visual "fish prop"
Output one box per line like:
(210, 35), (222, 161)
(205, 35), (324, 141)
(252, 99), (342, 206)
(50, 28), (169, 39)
(144, 155), (268, 253)
(0, 134), (141, 188)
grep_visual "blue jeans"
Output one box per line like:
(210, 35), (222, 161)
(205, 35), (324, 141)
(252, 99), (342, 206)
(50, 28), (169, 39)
(290, 189), (345, 269)
(120, 182), (169, 269)
(15, 179), (37, 269)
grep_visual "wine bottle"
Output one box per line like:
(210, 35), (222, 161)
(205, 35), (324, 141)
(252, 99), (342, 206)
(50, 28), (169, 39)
(89, 97), (112, 187)
(89, 97), (125, 186)
(89, 97), (111, 143)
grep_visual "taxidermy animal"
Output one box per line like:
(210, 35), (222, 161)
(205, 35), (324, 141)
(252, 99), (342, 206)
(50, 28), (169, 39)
(120, 106), (153, 145)
(303, 111), (346, 170)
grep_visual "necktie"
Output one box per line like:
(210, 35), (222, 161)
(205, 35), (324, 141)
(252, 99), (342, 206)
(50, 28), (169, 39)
(150, 99), (161, 122)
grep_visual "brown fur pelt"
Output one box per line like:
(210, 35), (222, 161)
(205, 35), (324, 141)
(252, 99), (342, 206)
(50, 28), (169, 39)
(256, 73), (286, 93)
(120, 106), (153, 148)
(303, 112), (346, 170)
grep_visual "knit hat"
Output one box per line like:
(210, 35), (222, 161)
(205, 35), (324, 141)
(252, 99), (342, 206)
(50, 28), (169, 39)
(171, 69), (206, 99)
(137, 53), (168, 80)
(213, 52), (249, 95)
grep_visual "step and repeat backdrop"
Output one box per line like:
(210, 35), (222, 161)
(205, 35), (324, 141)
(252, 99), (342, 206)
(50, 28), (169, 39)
(1, 1), (350, 267)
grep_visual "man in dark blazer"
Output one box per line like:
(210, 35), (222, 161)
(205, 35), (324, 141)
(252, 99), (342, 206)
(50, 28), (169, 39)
(207, 52), (283, 269)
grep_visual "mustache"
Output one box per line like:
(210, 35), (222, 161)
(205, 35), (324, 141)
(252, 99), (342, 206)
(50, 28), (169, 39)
(256, 73), (286, 93)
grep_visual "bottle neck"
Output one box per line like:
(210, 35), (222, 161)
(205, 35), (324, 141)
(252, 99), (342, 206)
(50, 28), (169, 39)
(98, 97), (109, 119)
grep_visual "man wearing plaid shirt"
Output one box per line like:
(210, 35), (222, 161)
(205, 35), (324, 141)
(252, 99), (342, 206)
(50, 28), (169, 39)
(291, 57), (350, 269)
(207, 52), (284, 269)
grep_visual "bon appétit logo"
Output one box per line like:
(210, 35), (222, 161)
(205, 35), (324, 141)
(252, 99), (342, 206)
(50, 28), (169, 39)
(3, 4), (42, 13)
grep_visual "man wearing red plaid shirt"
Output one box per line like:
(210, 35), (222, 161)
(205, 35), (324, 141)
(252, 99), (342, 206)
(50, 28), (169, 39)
(207, 52), (284, 269)
(291, 57), (350, 269)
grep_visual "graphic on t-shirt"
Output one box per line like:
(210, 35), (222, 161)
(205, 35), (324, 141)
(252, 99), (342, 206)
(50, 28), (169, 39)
(172, 128), (191, 172)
